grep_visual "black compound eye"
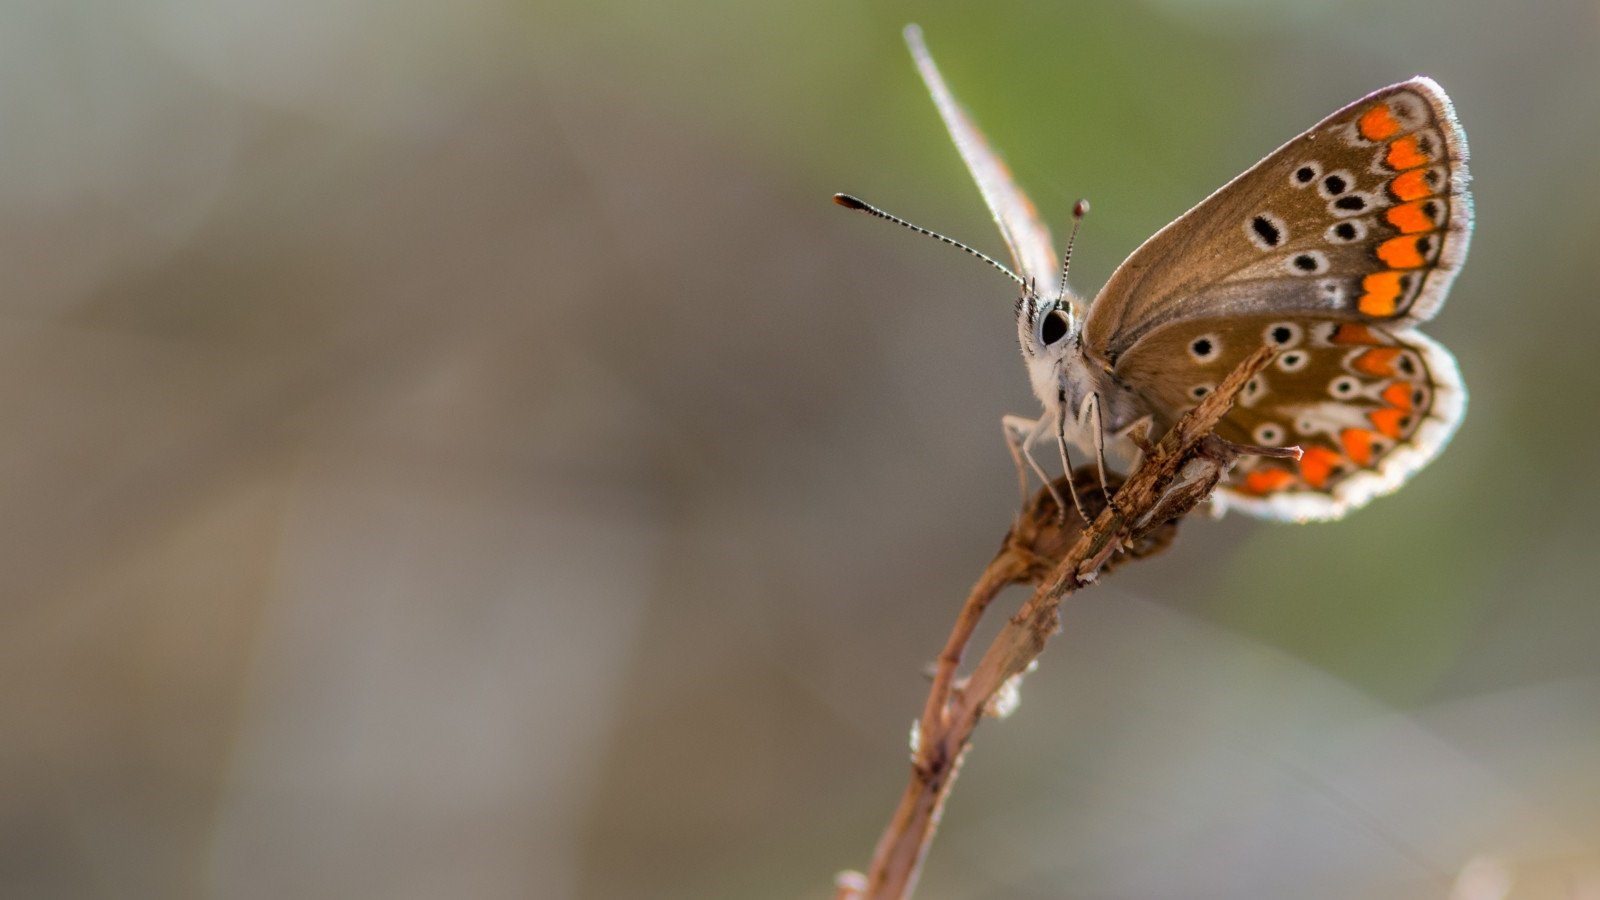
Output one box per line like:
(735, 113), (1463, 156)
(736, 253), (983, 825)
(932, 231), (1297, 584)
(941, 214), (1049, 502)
(1040, 309), (1070, 346)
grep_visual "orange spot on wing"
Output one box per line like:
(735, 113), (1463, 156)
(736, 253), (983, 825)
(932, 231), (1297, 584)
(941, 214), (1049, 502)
(1298, 446), (1343, 489)
(1352, 347), (1401, 377)
(1330, 323), (1382, 346)
(1243, 467), (1296, 495)
(1358, 273), (1405, 317)
(1386, 201), (1435, 234)
(1359, 104), (1402, 141)
(1382, 382), (1415, 410)
(1377, 235), (1427, 269)
(1341, 428), (1376, 466)
(1386, 134), (1429, 170)
(1390, 169), (1433, 202)
(1369, 407), (1408, 438)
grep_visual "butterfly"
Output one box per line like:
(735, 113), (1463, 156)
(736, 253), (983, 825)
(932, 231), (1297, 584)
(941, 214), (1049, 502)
(837, 24), (1470, 522)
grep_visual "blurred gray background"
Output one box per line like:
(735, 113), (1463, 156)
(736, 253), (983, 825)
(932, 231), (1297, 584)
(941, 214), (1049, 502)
(1, 1), (1597, 898)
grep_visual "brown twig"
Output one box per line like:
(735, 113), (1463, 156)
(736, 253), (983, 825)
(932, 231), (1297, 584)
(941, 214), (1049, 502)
(834, 345), (1281, 900)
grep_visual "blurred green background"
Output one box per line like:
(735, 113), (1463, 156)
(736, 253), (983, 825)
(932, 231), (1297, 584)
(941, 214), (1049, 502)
(1, 1), (1596, 898)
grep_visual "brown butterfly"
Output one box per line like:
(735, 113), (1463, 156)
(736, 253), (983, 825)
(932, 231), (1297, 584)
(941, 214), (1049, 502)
(838, 25), (1470, 522)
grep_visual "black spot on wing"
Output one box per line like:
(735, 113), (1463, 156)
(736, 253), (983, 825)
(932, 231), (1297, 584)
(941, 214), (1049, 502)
(1252, 216), (1282, 247)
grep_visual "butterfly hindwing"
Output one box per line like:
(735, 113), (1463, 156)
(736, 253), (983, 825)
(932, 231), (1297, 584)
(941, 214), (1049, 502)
(1114, 314), (1465, 521)
(1084, 79), (1472, 362)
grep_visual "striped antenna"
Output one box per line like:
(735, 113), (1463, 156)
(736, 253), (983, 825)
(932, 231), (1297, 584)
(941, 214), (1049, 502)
(833, 193), (1026, 289)
(1057, 199), (1089, 299)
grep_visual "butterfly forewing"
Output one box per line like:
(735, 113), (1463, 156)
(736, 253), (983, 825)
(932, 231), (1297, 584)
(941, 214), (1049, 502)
(904, 25), (1061, 294)
(1084, 79), (1472, 362)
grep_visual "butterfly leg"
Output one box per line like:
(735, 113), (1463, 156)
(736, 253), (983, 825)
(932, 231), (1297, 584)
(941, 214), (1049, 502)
(1052, 410), (1094, 524)
(1085, 393), (1118, 517)
(1000, 415), (1034, 506)
(1001, 414), (1068, 520)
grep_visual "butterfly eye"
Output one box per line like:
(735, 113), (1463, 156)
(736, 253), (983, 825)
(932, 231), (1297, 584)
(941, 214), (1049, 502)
(1039, 309), (1070, 346)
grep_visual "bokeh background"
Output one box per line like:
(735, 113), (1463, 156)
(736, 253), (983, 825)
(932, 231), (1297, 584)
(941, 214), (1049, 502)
(1, 1), (1597, 898)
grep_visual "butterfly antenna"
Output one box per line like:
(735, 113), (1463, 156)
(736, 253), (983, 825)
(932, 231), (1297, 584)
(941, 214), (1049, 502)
(1057, 198), (1089, 298)
(833, 193), (1027, 290)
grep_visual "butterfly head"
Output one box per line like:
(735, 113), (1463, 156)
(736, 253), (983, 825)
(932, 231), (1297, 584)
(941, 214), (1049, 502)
(1017, 286), (1099, 420)
(1017, 290), (1076, 356)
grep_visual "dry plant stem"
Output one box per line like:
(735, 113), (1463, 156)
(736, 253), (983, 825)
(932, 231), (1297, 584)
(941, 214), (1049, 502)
(917, 553), (1029, 756)
(836, 345), (1279, 900)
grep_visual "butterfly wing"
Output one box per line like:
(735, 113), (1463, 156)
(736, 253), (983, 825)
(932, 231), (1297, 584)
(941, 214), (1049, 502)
(1083, 79), (1472, 361)
(1082, 79), (1471, 519)
(904, 24), (1060, 293)
(1115, 314), (1465, 521)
